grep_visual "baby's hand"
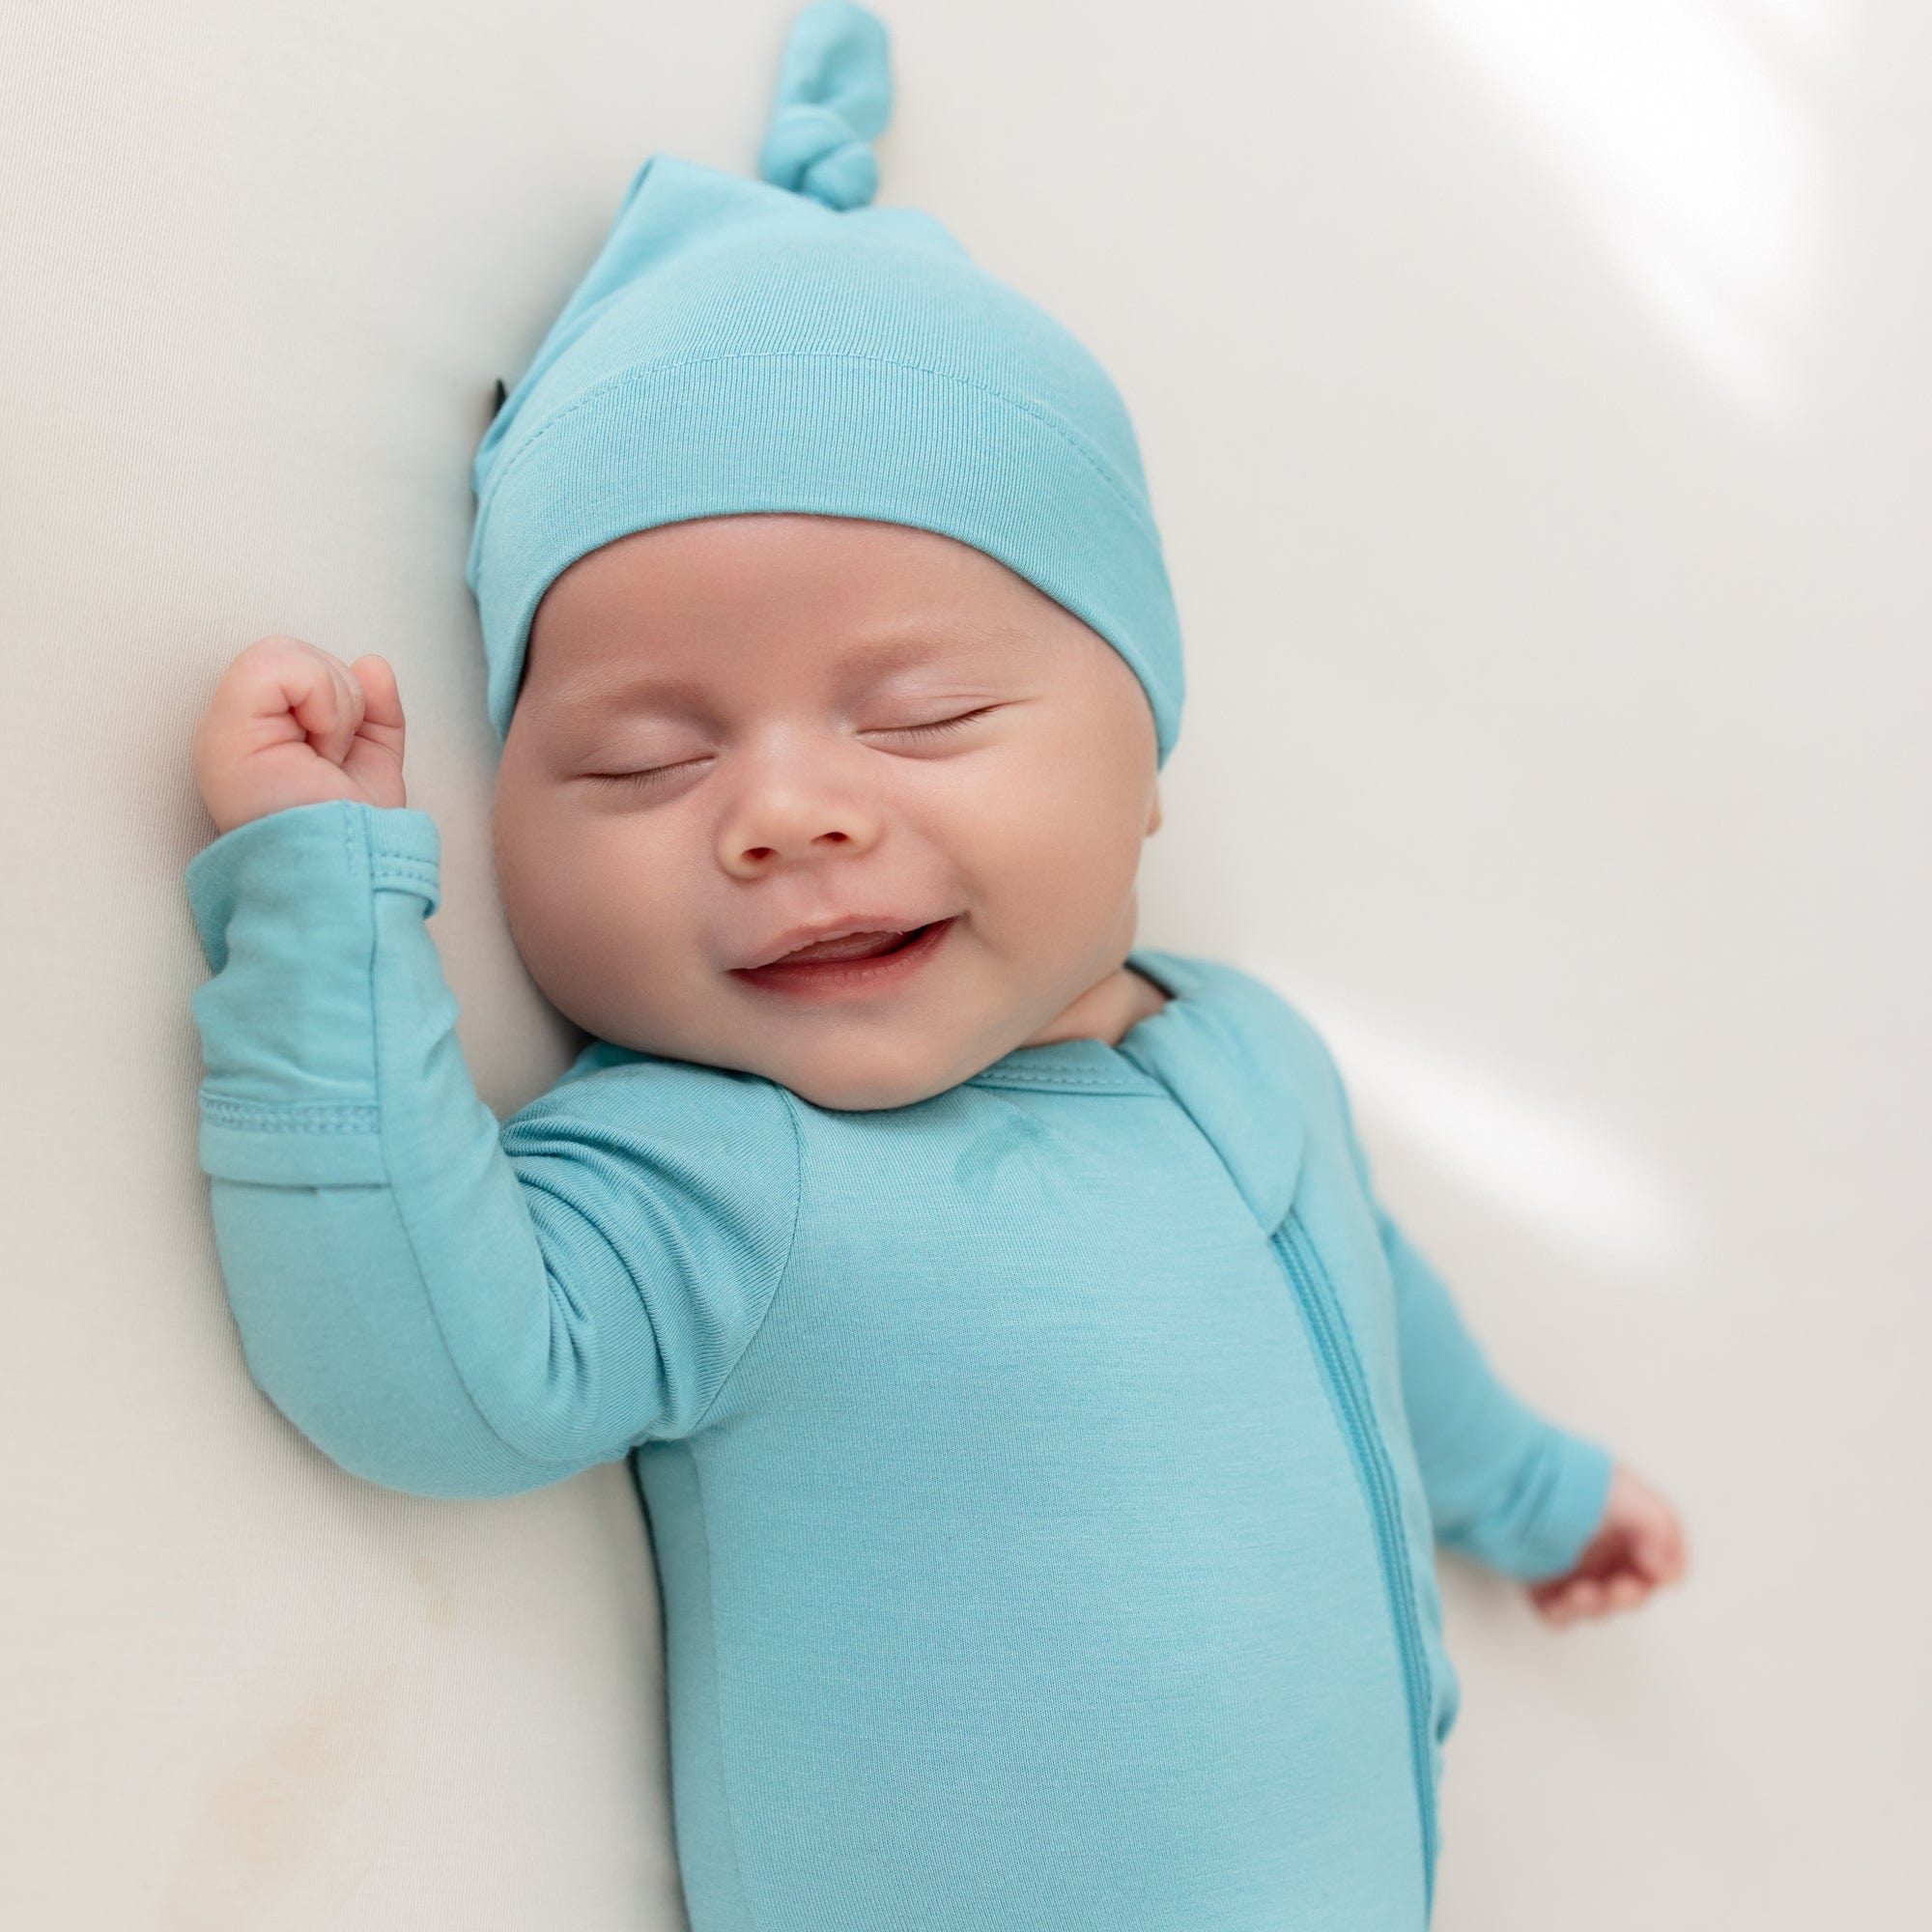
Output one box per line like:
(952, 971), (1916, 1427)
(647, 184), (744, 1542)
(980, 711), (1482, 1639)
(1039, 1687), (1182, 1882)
(192, 635), (408, 836)
(1525, 1461), (1689, 1627)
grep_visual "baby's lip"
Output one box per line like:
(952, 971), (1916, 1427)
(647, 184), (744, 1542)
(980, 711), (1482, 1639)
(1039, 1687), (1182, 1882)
(734, 913), (949, 973)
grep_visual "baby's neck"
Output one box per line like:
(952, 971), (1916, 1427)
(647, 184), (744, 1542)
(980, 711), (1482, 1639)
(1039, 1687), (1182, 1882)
(1017, 962), (1171, 1052)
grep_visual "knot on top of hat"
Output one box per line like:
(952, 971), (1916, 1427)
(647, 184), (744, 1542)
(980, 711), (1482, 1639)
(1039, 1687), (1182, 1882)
(757, 0), (892, 212)
(760, 100), (878, 212)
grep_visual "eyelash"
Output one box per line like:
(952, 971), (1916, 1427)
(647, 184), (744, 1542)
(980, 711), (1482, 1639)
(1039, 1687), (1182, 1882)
(877, 704), (1001, 742)
(590, 706), (1000, 790)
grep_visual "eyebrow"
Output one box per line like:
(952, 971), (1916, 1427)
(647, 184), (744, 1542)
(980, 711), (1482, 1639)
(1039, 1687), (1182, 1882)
(544, 627), (1000, 719)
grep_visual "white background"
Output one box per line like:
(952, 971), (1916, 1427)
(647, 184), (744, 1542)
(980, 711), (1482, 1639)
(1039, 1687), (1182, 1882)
(3, 1), (1925, 1924)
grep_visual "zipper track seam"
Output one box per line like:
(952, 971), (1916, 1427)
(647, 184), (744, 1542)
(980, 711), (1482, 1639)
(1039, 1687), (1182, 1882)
(1274, 1212), (1438, 1918)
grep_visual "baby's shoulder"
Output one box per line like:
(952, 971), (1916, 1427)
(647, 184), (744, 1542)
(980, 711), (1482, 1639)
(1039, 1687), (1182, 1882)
(1133, 947), (1350, 1106)
(501, 1040), (802, 1173)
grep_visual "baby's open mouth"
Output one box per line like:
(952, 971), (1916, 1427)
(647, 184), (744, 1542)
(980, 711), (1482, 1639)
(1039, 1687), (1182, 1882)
(731, 918), (957, 995)
(772, 924), (930, 965)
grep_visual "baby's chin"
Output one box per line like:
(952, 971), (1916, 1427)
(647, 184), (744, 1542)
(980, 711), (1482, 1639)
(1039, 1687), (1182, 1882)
(578, 969), (1027, 1109)
(724, 1036), (981, 1113)
(562, 999), (980, 1109)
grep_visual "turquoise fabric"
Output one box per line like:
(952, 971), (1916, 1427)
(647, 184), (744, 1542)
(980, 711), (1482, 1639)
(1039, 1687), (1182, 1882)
(185, 799), (1616, 1930)
(466, 0), (1186, 765)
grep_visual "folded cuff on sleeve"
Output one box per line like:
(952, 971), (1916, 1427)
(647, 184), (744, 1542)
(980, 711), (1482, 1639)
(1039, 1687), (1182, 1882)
(185, 801), (442, 1185)
(1516, 1428), (1617, 1581)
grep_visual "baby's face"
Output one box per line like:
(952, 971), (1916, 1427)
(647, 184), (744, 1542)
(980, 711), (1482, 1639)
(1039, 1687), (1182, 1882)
(493, 513), (1162, 1110)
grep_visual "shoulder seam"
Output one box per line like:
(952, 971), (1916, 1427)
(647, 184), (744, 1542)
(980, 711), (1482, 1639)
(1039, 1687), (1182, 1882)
(681, 1078), (809, 1439)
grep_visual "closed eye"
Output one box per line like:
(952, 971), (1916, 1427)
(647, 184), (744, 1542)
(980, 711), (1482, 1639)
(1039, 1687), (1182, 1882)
(585, 706), (1003, 790)
(867, 705), (1003, 743)
(586, 756), (712, 791)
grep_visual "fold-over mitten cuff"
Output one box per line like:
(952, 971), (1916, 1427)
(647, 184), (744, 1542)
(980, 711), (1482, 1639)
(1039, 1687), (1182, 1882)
(1513, 1427), (1617, 1581)
(185, 801), (442, 1184)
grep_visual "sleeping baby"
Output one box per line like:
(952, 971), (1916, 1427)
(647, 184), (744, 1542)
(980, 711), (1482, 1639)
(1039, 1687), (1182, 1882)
(184, 5), (1688, 1927)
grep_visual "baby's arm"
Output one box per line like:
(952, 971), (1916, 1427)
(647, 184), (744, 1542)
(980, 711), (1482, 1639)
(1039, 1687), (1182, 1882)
(1313, 1046), (1616, 1585)
(184, 639), (799, 1498)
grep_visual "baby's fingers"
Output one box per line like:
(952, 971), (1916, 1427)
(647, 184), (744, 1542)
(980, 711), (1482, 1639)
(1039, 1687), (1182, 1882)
(347, 654), (405, 746)
(1553, 1577), (1605, 1622)
(339, 654), (408, 806)
(1536, 1566), (1653, 1625)
(194, 635), (409, 832)
(283, 647), (365, 768)
(1634, 1514), (1690, 1586)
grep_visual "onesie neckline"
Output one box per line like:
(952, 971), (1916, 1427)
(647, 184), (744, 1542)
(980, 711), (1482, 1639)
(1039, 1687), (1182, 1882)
(962, 949), (1199, 1095)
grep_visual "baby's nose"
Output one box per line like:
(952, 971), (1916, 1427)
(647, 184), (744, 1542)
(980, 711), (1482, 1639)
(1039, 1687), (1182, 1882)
(718, 787), (883, 877)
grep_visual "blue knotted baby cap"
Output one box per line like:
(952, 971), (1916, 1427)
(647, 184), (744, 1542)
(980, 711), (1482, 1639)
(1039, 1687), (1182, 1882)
(465, 0), (1185, 768)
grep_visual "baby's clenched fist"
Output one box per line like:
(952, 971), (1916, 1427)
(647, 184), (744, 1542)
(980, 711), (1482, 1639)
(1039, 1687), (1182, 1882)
(191, 635), (408, 836)
(1525, 1461), (1689, 1627)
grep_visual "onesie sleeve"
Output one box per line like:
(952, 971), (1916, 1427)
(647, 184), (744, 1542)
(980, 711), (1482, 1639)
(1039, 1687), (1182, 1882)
(184, 799), (803, 1500)
(1319, 1050), (1616, 1583)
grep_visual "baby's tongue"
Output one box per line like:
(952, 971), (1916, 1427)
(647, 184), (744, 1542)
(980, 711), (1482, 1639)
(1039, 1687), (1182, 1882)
(779, 928), (910, 964)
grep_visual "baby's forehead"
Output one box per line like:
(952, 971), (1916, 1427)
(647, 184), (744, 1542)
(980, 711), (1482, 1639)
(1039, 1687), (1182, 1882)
(547, 515), (1050, 627)
(528, 622), (1028, 728)
(526, 520), (1069, 695)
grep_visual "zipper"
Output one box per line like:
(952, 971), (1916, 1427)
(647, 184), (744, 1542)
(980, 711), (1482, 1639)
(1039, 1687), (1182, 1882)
(1271, 1208), (1438, 1918)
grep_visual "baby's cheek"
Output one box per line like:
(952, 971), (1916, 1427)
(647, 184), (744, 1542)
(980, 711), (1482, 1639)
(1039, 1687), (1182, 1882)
(519, 823), (694, 1034)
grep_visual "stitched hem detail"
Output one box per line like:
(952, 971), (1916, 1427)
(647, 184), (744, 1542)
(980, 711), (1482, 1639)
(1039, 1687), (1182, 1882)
(370, 854), (439, 892)
(200, 1094), (379, 1136)
(964, 1067), (1160, 1094)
